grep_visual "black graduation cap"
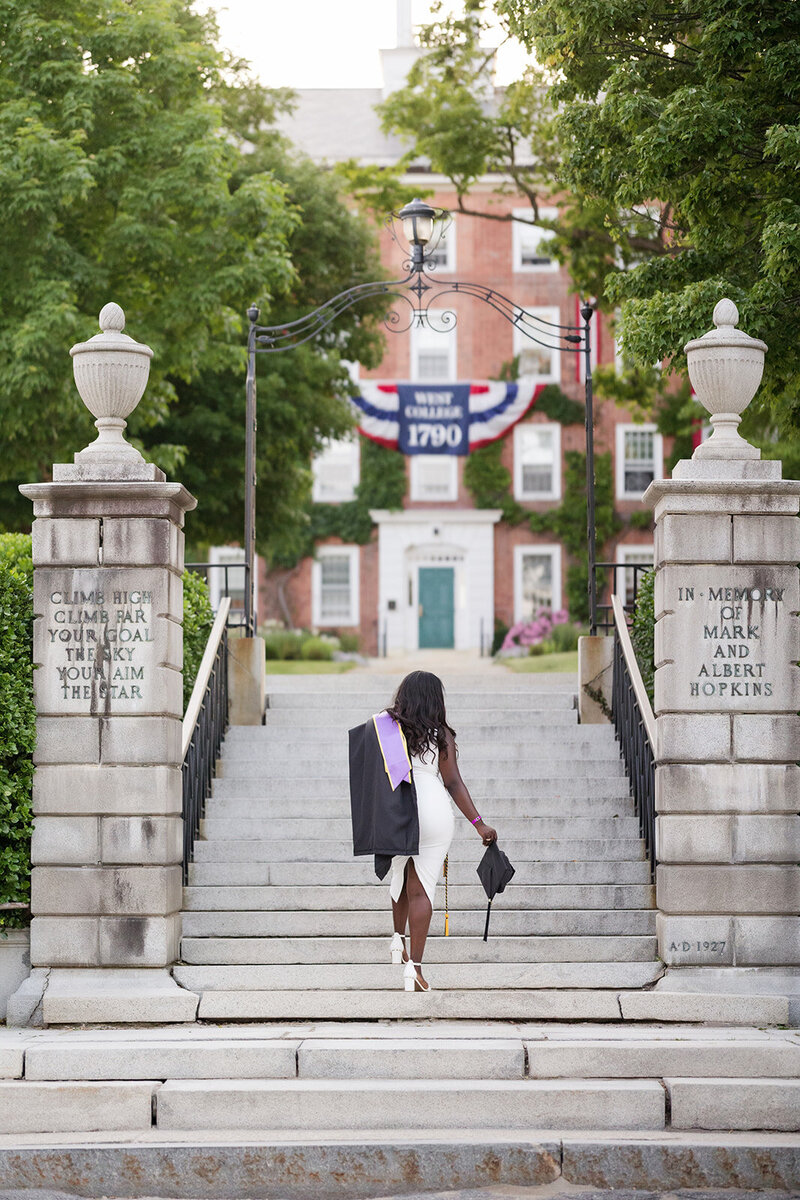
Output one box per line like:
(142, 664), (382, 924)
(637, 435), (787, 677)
(476, 841), (515, 941)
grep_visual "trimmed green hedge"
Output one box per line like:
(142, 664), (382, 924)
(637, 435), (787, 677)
(632, 568), (655, 705)
(182, 570), (215, 709)
(0, 534), (215, 927)
(0, 537), (35, 929)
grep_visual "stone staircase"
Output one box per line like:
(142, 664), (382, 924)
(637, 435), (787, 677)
(175, 673), (669, 1018)
(1, 672), (796, 1170)
(1, 1025), (799, 1166)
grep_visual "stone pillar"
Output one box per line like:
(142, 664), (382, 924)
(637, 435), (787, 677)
(648, 300), (800, 989)
(9, 303), (199, 1025)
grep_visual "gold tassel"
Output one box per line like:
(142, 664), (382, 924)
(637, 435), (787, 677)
(443, 855), (449, 936)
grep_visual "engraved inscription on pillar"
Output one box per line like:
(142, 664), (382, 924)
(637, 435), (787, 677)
(34, 567), (170, 715)
(658, 566), (800, 712)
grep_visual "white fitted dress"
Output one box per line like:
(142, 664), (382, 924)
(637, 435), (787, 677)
(389, 748), (456, 907)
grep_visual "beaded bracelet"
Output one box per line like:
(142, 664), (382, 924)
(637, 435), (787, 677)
(471, 815), (483, 825)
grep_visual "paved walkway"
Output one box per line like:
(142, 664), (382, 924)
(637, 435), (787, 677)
(353, 650), (499, 675)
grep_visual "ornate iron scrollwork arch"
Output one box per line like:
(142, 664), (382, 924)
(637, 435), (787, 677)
(242, 206), (598, 637)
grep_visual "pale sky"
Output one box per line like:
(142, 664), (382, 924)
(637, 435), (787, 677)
(204, 0), (530, 89)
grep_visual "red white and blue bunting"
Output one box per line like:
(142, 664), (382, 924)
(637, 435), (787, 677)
(353, 381), (545, 455)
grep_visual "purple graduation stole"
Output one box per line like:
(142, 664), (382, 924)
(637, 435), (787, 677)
(372, 711), (412, 791)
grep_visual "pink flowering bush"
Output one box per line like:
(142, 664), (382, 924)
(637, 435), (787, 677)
(501, 608), (569, 652)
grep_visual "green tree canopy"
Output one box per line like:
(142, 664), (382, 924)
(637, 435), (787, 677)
(378, 1), (661, 288)
(498, 0), (800, 433)
(0, 0), (388, 558)
(380, 0), (800, 446)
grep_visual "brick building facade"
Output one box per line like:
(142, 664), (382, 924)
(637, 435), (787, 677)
(253, 19), (662, 655)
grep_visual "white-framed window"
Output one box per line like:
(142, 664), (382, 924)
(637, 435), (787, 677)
(312, 545), (359, 627)
(616, 423), (663, 499)
(410, 309), (457, 381)
(513, 306), (561, 381)
(208, 546), (249, 620)
(616, 545), (654, 606)
(409, 455), (458, 502)
(513, 544), (562, 622)
(312, 436), (360, 503)
(512, 206), (558, 272)
(425, 217), (456, 273)
(513, 423), (561, 501)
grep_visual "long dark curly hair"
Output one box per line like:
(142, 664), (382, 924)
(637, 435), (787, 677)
(386, 670), (456, 761)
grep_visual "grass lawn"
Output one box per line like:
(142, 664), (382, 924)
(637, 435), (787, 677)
(500, 650), (579, 674)
(265, 661), (358, 675)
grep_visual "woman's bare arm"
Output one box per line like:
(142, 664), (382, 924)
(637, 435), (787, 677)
(438, 729), (497, 845)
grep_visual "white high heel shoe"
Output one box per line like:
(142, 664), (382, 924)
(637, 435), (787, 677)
(390, 932), (406, 965)
(403, 960), (431, 992)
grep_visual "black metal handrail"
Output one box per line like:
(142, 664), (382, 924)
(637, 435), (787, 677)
(181, 598), (231, 882)
(185, 562), (250, 630)
(593, 561), (652, 635)
(610, 593), (656, 875)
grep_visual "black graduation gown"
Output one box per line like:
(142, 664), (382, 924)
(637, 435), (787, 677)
(348, 718), (419, 881)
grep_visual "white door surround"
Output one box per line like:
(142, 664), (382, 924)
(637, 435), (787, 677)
(370, 508), (502, 653)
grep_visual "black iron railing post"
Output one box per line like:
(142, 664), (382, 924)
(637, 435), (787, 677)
(244, 305), (259, 637)
(581, 302), (598, 635)
(593, 561), (652, 634)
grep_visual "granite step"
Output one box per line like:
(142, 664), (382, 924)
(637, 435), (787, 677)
(202, 794), (637, 819)
(265, 692), (576, 711)
(191, 989), (786, 1024)
(666, 1077), (800, 1131)
(198, 816), (641, 841)
(186, 860), (652, 887)
(229, 724), (615, 747)
(208, 777), (632, 801)
(249, 708), (583, 728)
(216, 758), (627, 779)
(191, 837), (647, 863)
(527, 1039), (800, 1080)
(223, 732), (618, 756)
(153, 1078), (664, 1132)
(179, 934), (659, 965)
(181, 907), (658, 938)
(0, 1081), (156, 1135)
(172, 961), (664, 992)
(182, 883), (656, 912)
(19, 1031), (800, 1083)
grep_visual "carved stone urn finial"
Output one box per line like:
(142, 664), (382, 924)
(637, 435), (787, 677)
(70, 303), (154, 465)
(685, 298), (767, 460)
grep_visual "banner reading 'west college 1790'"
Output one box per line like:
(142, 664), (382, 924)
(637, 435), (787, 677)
(352, 381), (545, 455)
(396, 384), (470, 455)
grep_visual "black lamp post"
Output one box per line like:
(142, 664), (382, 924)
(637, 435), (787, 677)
(243, 201), (597, 637)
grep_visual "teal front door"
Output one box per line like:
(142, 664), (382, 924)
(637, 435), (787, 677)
(418, 567), (455, 649)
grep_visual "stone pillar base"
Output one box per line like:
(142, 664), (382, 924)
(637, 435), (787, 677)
(228, 636), (266, 725)
(7, 968), (199, 1027)
(578, 636), (613, 724)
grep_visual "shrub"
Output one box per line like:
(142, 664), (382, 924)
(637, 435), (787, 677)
(182, 571), (215, 709)
(631, 568), (656, 704)
(0, 533), (33, 578)
(547, 621), (584, 654)
(338, 631), (360, 654)
(0, 534), (35, 929)
(300, 635), (334, 661)
(263, 630), (304, 660)
(491, 619), (509, 656)
(500, 608), (569, 652)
